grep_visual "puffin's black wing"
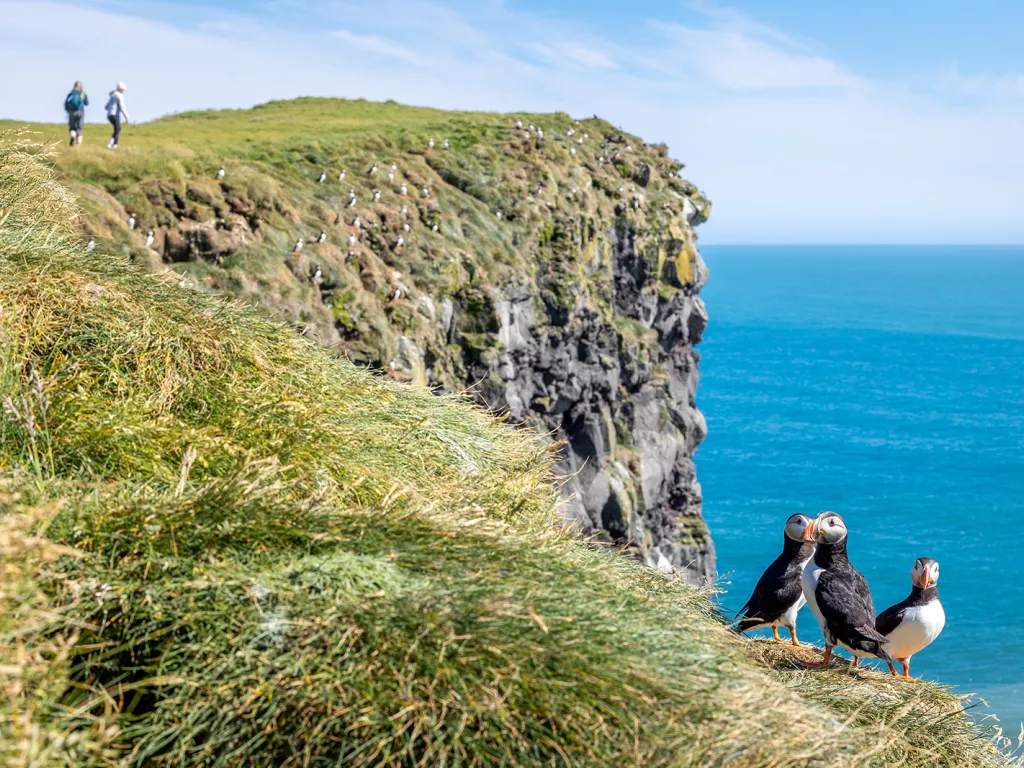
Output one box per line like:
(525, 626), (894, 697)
(816, 567), (892, 659)
(872, 589), (921, 638)
(737, 555), (802, 631)
(875, 597), (909, 637)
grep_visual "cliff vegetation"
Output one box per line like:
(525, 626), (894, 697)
(4, 98), (713, 583)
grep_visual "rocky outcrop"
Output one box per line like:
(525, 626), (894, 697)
(69, 101), (715, 584)
(452, 215), (714, 585)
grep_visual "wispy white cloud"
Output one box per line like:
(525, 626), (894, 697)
(931, 62), (1024, 100)
(654, 22), (864, 91)
(2, 0), (1023, 243)
(525, 41), (618, 71)
(684, 0), (814, 53)
(333, 29), (425, 65)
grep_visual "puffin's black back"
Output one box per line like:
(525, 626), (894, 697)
(814, 538), (892, 659)
(875, 585), (940, 636)
(738, 534), (812, 631)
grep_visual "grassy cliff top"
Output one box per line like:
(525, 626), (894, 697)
(0, 128), (1015, 766)
(4, 98), (709, 367)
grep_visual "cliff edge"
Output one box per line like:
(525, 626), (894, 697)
(35, 98), (714, 583)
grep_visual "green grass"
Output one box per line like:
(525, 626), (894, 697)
(0, 131), (1019, 767)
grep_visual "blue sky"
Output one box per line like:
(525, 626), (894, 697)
(2, 0), (1023, 244)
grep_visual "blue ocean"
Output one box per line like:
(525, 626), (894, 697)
(698, 245), (1024, 734)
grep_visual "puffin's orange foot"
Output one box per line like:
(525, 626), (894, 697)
(788, 628), (800, 647)
(772, 626), (782, 642)
(798, 647), (832, 669)
(900, 660), (911, 678)
(851, 656), (859, 668)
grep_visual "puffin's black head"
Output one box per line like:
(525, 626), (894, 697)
(911, 557), (940, 589)
(784, 513), (814, 542)
(805, 511), (847, 545)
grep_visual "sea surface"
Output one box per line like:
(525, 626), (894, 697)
(698, 244), (1024, 735)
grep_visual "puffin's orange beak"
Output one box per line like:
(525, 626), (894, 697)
(921, 572), (931, 590)
(802, 519), (817, 542)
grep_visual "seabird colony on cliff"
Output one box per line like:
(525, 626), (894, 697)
(737, 512), (945, 677)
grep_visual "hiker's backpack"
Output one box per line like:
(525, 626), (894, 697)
(64, 90), (83, 114)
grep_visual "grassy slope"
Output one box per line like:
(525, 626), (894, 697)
(0, 138), (1014, 766)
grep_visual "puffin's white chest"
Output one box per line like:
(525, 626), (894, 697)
(780, 591), (807, 628)
(884, 600), (945, 659)
(802, 558), (826, 630)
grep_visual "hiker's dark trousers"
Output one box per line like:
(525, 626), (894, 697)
(108, 114), (122, 146)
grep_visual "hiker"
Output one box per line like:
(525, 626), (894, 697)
(104, 82), (129, 149)
(64, 82), (88, 147)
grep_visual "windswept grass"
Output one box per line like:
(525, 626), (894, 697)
(0, 138), (1017, 766)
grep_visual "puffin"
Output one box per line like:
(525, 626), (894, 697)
(87, 236), (96, 251)
(145, 230), (154, 248)
(875, 558), (945, 678)
(127, 213), (136, 230)
(400, 184), (408, 197)
(428, 138), (435, 149)
(318, 172), (327, 183)
(800, 512), (895, 672)
(422, 186), (430, 199)
(293, 238), (303, 253)
(570, 147), (576, 156)
(396, 236), (404, 248)
(403, 223), (410, 232)
(443, 139), (450, 150)
(312, 265), (322, 284)
(736, 513), (815, 645)
(373, 191), (382, 201)
(216, 166), (225, 181)
(370, 164), (378, 176)
(317, 229), (326, 243)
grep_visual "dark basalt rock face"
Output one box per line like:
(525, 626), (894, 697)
(454, 216), (714, 585)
